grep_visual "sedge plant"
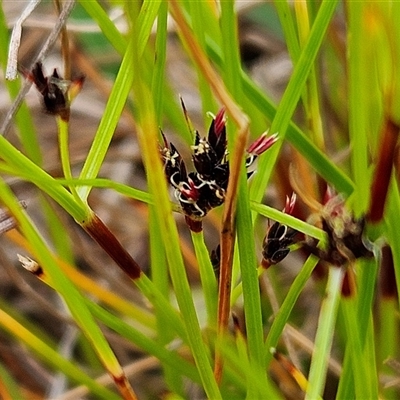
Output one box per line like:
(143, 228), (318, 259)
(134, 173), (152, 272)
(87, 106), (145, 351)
(0, 1), (399, 399)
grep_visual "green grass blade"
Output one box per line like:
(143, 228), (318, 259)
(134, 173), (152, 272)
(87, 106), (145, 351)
(0, 178), (127, 388)
(340, 296), (373, 399)
(251, 201), (326, 241)
(187, 0), (216, 118)
(77, 0), (127, 55)
(264, 254), (318, 367)
(87, 301), (201, 384)
(219, 2), (266, 390)
(57, 178), (152, 204)
(130, 4), (220, 393)
(294, 1), (325, 151)
(191, 231), (218, 327)
(149, 13), (184, 380)
(249, 0), (339, 204)
(305, 266), (344, 400)
(78, 0), (161, 201)
(0, 308), (119, 400)
(151, 0), (168, 124)
(57, 118), (85, 207)
(0, 135), (88, 222)
(150, 206), (184, 395)
(347, 3), (374, 215)
(77, 35), (135, 201)
(336, 349), (355, 399)
(275, 1), (300, 61)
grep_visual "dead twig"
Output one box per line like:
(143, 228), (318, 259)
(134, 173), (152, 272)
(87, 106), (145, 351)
(6, 0), (41, 81)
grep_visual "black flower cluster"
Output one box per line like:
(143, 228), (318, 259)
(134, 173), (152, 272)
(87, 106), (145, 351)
(262, 193), (298, 267)
(160, 109), (229, 221)
(262, 222), (298, 265)
(261, 191), (374, 268)
(160, 109), (278, 225)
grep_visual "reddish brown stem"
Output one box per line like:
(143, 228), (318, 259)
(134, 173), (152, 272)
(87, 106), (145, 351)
(84, 213), (142, 280)
(185, 216), (203, 233)
(214, 131), (249, 383)
(169, 0), (250, 383)
(113, 374), (138, 400)
(368, 118), (399, 223)
(379, 245), (398, 299)
(214, 221), (235, 383)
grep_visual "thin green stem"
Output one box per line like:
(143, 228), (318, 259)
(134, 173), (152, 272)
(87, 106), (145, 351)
(78, 0), (161, 201)
(305, 266), (345, 400)
(191, 231), (218, 327)
(249, 0), (339, 204)
(348, 2), (372, 216)
(57, 117), (85, 206)
(294, 0), (325, 151)
(151, 0), (168, 124)
(0, 135), (88, 222)
(219, 2), (266, 390)
(132, 2), (220, 395)
(188, 0), (216, 119)
(264, 254), (318, 367)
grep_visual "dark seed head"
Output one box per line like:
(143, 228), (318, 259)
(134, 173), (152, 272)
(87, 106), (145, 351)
(262, 222), (298, 265)
(28, 62), (84, 121)
(304, 196), (374, 267)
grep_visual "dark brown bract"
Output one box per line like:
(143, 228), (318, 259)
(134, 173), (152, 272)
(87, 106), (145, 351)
(262, 193), (298, 266)
(305, 196), (374, 267)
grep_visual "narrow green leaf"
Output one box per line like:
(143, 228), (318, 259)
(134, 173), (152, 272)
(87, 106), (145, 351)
(219, 2), (266, 390)
(249, 0), (339, 204)
(0, 306), (119, 399)
(0, 135), (88, 222)
(77, 0), (127, 55)
(251, 201), (326, 241)
(305, 267), (344, 400)
(0, 178), (125, 385)
(130, 4), (220, 393)
(347, 3), (374, 215)
(264, 255), (318, 367)
(78, 0), (161, 201)
(191, 231), (218, 327)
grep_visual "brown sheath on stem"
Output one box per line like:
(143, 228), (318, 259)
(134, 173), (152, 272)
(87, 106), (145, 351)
(113, 375), (138, 400)
(368, 118), (399, 223)
(341, 269), (356, 297)
(84, 213), (142, 280)
(379, 245), (398, 299)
